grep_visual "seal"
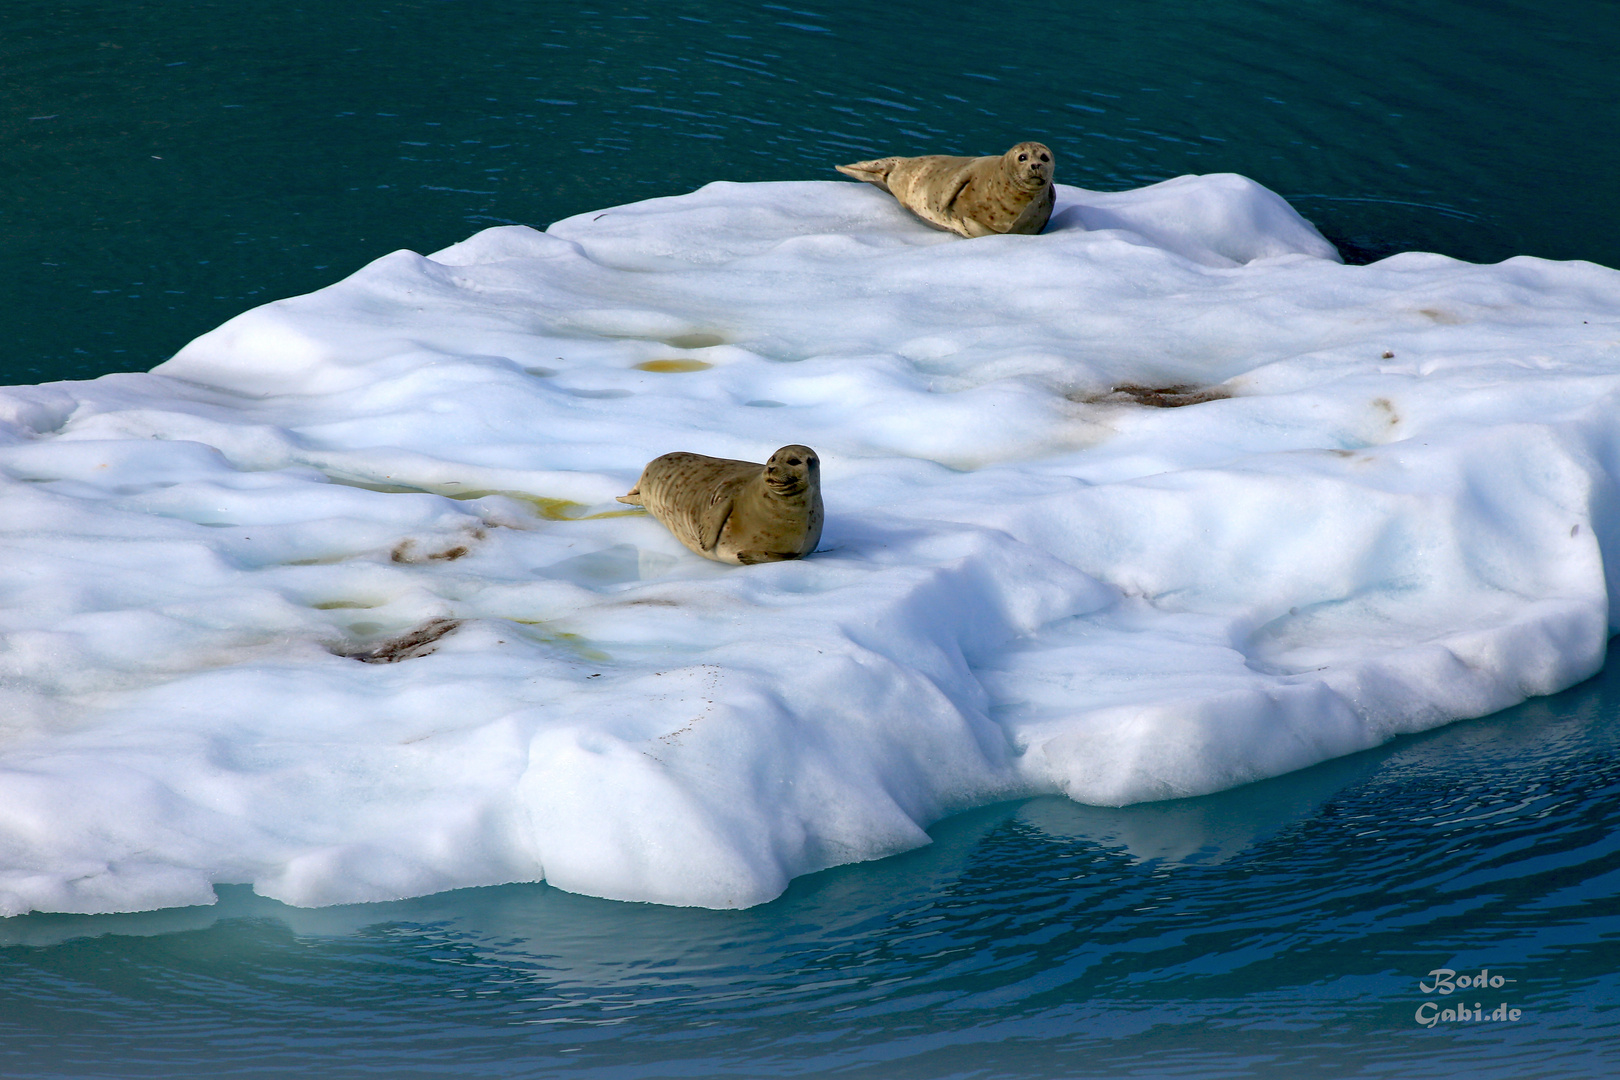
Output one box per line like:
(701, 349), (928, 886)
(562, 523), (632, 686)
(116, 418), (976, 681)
(617, 445), (823, 565)
(835, 141), (1055, 238)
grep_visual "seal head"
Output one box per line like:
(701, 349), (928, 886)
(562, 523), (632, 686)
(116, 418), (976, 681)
(1004, 141), (1053, 192)
(763, 445), (815, 496)
(617, 444), (823, 565)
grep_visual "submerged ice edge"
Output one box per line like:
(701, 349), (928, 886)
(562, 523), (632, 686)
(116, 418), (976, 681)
(3, 174), (1620, 915)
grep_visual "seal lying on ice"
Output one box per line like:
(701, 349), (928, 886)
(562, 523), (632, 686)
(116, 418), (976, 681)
(618, 445), (823, 564)
(836, 141), (1055, 238)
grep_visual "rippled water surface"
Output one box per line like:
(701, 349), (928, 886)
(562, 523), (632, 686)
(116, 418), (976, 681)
(3, 663), (1618, 1078)
(3, 0), (1618, 383)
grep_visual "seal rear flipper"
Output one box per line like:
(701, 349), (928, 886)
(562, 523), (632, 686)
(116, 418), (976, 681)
(615, 488), (643, 505)
(835, 160), (896, 194)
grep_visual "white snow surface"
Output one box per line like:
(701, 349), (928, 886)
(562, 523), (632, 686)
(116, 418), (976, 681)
(4, 174), (1620, 915)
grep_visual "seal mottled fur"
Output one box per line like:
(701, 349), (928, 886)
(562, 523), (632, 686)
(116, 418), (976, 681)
(836, 141), (1055, 238)
(618, 445), (823, 565)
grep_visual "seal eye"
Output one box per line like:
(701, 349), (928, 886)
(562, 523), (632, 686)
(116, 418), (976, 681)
(1040, 153), (1050, 162)
(1017, 153), (1028, 162)
(786, 458), (802, 466)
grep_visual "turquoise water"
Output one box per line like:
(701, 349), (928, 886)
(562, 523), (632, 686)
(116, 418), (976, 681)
(5, 2), (1620, 1075)
(3, 0), (1617, 384)
(3, 665), (1617, 1078)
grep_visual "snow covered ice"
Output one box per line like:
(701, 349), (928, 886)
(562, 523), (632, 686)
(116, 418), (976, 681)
(4, 173), (1620, 915)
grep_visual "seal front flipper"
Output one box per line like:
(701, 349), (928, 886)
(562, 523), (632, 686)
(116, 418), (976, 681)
(699, 494), (735, 553)
(937, 172), (981, 233)
(1005, 181), (1057, 236)
(735, 550), (799, 565)
(940, 172), (976, 214)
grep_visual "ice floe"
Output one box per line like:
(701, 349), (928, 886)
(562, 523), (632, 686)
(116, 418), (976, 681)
(3, 173), (1619, 913)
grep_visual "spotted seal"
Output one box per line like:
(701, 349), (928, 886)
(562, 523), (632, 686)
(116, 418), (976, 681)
(617, 445), (823, 564)
(835, 141), (1055, 238)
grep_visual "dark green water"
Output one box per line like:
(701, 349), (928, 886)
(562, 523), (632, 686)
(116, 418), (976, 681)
(3, 0), (1617, 384)
(3, 664), (1618, 1078)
